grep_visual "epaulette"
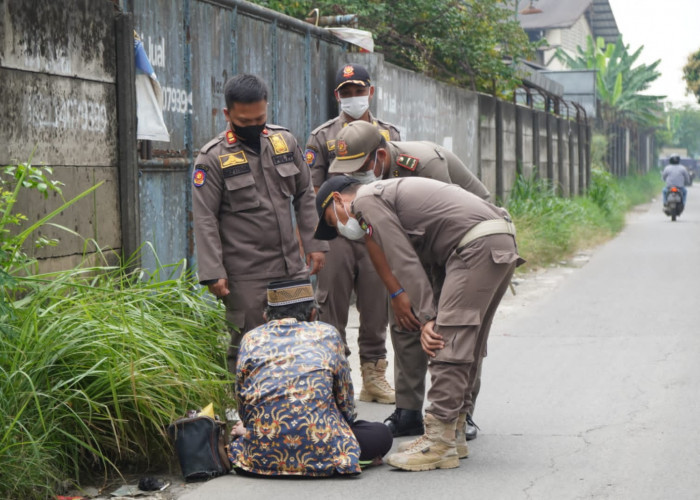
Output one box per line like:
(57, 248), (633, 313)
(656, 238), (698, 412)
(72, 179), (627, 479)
(200, 135), (224, 154)
(309, 117), (340, 137)
(264, 123), (290, 132)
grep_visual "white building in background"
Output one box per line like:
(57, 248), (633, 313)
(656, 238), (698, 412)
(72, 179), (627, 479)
(516, 0), (620, 70)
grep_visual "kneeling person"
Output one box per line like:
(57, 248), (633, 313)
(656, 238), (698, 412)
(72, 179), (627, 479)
(228, 279), (392, 476)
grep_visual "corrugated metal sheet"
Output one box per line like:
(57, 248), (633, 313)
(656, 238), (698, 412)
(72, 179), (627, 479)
(128, 0), (346, 271)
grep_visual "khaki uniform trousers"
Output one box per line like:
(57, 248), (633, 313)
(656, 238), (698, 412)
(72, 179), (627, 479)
(223, 270), (308, 374)
(316, 236), (388, 363)
(391, 267), (487, 413)
(425, 233), (517, 422)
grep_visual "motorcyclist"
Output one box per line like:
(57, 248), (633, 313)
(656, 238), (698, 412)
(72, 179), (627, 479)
(662, 155), (690, 206)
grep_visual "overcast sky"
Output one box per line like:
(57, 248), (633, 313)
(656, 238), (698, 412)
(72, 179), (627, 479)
(608, 0), (700, 107)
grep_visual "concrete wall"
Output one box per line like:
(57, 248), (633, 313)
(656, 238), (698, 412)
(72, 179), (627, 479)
(0, 0), (121, 271)
(2, 0), (594, 272)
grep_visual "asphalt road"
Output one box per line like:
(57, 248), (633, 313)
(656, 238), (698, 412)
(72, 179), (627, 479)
(177, 186), (700, 500)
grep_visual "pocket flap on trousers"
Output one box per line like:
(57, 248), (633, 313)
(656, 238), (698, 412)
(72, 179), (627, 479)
(436, 307), (480, 326)
(491, 248), (520, 264)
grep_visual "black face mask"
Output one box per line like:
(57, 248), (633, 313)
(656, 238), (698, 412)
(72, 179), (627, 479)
(233, 123), (265, 153)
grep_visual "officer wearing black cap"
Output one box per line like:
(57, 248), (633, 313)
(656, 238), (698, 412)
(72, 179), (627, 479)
(304, 63), (400, 405)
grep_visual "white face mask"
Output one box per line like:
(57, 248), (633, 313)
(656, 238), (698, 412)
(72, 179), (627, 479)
(340, 95), (370, 119)
(333, 200), (366, 240)
(351, 150), (379, 184)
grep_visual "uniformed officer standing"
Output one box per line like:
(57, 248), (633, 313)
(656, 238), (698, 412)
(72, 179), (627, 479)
(304, 63), (399, 404)
(314, 176), (523, 472)
(192, 74), (327, 374)
(329, 120), (490, 439)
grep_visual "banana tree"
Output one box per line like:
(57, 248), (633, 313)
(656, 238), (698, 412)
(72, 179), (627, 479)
(557, 36), (664, 127)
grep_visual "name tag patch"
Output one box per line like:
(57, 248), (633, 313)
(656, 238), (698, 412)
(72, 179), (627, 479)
(222, 163), (252, 178)
(273, 152), (295, 165)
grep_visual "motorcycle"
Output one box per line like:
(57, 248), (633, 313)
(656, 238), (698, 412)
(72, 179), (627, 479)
(663, 186), (684, 221)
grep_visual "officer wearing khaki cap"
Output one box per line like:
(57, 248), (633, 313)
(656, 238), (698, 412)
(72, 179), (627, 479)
(314, 176), (523, 471)
(304, 63), (400, 406)
(329, 120), (491, 439)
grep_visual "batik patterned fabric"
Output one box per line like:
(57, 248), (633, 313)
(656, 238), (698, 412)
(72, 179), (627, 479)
(227, 318), (361, 476)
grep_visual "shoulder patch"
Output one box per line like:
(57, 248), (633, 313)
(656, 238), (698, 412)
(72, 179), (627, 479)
(193, 168), (207, 187)
(356, 214), (373, 237)
(397, 154), (419, 171)
(305, 148), (317, 167)
(380, 129), (391, 142)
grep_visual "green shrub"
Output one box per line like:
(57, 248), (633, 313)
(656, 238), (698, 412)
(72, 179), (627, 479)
(1, 162), (233, 499)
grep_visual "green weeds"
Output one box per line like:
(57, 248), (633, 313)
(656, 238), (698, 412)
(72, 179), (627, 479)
(508, 168), (663, 269)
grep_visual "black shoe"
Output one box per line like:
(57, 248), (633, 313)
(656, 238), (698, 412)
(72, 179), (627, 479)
(383, 408), (424, 437)
(465, 414), (480, 441)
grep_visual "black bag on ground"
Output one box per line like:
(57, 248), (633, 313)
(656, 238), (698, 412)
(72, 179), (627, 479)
(167, 416), (232, 481)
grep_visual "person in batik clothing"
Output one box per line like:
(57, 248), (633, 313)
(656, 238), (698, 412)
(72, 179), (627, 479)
(227, 278), (392, 477)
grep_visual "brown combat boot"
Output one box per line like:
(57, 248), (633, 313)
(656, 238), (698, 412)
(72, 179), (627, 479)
(359, 359), (395, 404)
(386, 413), (459, 471)
(398, 412), (468, 459)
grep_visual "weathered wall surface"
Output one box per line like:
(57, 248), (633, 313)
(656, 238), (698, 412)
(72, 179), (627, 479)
(130, 0), (346, 271)
(0, 0), (120, 271)
(3, 0), (607, 273)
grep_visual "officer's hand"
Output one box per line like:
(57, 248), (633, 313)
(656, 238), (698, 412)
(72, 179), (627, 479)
(392, 294), (421, 331)
(208, 278), (230, 298)
(420, 320), (444, 357)
(306, 252), (326, 275)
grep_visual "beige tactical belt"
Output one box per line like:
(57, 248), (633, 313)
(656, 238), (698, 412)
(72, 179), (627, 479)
(457, 218), (516, 249)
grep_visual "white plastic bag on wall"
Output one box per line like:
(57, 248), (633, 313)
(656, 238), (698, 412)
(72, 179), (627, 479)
(327, 28), (374, 53)
(134, 33), (170, 142)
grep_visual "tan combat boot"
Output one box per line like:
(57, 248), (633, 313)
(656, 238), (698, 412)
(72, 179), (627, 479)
(359, 359), (395, 404)
(386, 413), (459, 471)
(397, 412), (468, 458)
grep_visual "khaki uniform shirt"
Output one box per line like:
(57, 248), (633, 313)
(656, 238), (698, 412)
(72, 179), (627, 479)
(305, 113), (401, 187)
(385, 141), (491, 200)
(352, 178), (510, 323)
(192, 125), (327, 282)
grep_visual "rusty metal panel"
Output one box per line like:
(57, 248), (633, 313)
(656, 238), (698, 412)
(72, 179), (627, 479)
(0, 0), (116, 81)
(138, 165), (189, 274)
(0, 69), (118, 166)
(132, 0), (192, 151)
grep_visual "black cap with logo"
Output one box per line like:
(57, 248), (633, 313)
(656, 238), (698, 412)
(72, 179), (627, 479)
(335, 63), (371, 92)
(313, 175), (361, 241)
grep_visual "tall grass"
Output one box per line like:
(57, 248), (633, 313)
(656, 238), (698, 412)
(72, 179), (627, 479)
(2, 162), (233, 498)
(508, 168), (663, 269)
(1, 251), (232, 498)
